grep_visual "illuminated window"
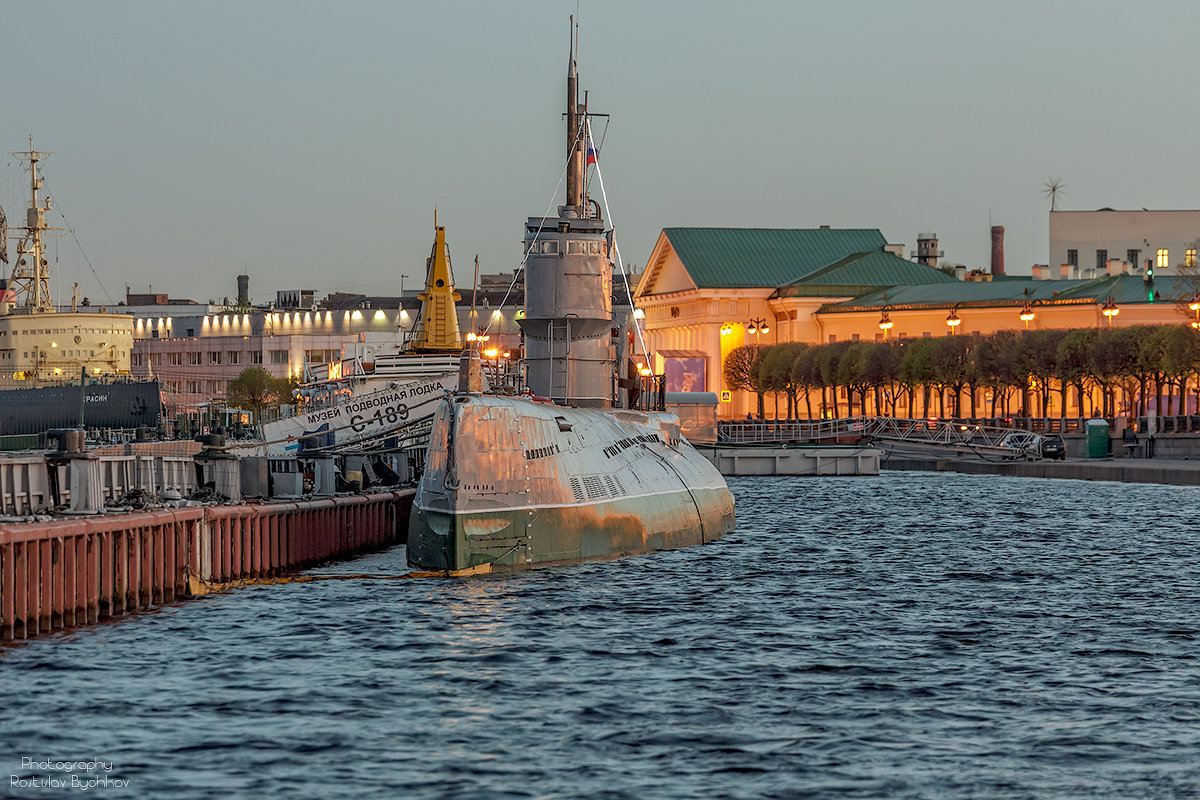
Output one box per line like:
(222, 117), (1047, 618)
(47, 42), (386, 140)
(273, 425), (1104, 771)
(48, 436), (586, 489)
(1157, 249), (1169, 269)
(1187, 249), (1197, 268)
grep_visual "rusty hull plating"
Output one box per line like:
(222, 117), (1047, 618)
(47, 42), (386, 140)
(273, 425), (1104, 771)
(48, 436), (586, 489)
(408, 395), (734, 571)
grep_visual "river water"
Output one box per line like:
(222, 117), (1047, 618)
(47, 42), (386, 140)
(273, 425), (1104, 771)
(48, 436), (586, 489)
(3, 472), (1199, 798)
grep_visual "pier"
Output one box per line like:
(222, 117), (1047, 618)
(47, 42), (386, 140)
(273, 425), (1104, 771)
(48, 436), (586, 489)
(0, 489), (411, 640)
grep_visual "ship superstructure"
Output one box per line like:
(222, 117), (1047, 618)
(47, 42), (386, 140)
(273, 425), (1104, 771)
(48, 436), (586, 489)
(407, 24), (734, 572)
(0, 139), (134, 387)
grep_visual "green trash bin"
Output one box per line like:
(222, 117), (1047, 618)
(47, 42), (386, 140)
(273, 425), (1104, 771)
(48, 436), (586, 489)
(1085, 418), (1110, 458)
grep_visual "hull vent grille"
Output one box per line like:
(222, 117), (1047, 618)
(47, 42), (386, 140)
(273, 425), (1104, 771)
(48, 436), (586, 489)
(583, 475), (607, 500)
(569, 476), (585, 502)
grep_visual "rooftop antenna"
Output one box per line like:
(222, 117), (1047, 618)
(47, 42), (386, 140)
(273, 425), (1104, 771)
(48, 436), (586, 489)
(1044, 178), (1065, 212)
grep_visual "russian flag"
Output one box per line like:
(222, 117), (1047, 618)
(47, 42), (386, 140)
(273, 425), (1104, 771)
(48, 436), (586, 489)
(586, 139), (597, 166)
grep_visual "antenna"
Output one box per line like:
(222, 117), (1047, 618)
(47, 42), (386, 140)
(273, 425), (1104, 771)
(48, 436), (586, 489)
(1043, 178), (1065, 212)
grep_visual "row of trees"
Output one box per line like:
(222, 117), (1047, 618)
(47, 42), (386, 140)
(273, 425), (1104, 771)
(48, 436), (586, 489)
(723, 325), (1200, 420)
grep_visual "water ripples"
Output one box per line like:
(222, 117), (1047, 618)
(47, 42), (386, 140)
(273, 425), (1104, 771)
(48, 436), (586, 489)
(3, 471), (1200, 798)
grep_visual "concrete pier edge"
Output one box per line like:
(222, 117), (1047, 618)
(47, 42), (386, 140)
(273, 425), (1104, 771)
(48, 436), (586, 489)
(881, 454), (1200, 486)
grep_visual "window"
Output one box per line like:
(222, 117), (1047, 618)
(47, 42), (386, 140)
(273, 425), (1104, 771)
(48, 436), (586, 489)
(208, 381), (223, 393)
(209, 352), (222, 364)
(1066, 249), (1078, 267)
(1157, 249), (1169, 269)
(1187, 249), (1197, 268)
(168, 352), (182, 366)
(187, 352), (201, 365)
(250, 352), (263, 364)
(851, 333), (860, 342)
(186, 380), (201, 393)
(270, 350), (288, 364)
(1095, 249), (1107, 270)
(922, 332), (932, 338)
(1127, 249), (1140, 268)
(828, 335), (837, 343)
(567, 241), (587, 254)
(166, 380), (181, 392)
(228, 351), (239, 365)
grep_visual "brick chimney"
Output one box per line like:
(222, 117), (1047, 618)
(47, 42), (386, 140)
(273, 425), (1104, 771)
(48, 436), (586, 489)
(990, 226), (1005, 276)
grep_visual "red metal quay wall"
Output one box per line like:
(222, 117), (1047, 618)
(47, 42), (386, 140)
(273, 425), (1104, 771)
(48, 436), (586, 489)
(0, 490), (413, 641)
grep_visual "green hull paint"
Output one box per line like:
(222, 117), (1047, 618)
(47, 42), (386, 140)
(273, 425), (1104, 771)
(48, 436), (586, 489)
(408, 488), (735, 572)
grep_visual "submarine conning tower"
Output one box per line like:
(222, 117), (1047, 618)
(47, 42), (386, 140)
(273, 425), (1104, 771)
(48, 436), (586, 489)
(518, 21), (616, 409)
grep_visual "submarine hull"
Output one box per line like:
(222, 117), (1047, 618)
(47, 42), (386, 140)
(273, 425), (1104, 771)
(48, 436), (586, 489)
(408, 394), (735, 572)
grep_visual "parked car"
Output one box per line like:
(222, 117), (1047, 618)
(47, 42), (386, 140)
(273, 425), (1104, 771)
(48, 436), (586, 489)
(1040, 434), (1067, 460)
(999, 432), (1043, 460)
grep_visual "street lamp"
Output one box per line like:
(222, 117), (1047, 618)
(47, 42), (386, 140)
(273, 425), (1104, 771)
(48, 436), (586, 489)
(1190, 296), (1200, 329)
(1019, 302), (1035, 329)
(1101, 296), (1119, 327)
(945, 308), (961, 334)
(878, 308), (893, 339)
(747, 317), (769, 342)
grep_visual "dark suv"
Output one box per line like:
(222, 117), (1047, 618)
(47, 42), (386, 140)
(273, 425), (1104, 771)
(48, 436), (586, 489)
(1040, 434), (1067, 460)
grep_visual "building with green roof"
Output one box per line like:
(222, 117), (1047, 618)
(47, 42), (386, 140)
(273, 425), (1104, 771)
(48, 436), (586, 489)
(633, 226), (1200, 420)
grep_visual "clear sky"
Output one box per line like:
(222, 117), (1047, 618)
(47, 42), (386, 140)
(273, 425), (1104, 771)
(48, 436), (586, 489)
(3, 0), (1198, 306)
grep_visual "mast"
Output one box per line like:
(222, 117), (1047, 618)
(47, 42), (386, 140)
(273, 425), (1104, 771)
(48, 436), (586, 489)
(520, 21), (614, 407)
(565, 16), (585, 213)
(7, 137), (57, 313)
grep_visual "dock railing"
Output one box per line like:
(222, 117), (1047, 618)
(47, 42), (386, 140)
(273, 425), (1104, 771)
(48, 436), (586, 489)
(719, 415), (1200, 442)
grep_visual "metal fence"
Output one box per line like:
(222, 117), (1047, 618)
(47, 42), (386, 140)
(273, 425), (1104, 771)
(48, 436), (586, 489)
(719, 415), (1200, 443)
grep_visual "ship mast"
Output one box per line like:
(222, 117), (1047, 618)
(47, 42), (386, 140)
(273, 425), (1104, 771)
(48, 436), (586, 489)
(6, 137), (58, 313)
(565, 19), (583, 212)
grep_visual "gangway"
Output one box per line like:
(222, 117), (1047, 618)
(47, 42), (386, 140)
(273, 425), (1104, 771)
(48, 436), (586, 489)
(717, 417), (1042, 459)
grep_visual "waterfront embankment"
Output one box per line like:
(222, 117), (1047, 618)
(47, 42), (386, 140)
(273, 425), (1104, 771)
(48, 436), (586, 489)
(882, 453), (1200, 486)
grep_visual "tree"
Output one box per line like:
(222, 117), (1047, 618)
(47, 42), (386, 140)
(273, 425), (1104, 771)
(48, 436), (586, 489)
(837, 343), (872, 417)
(818, 341), (852, 418)
(861, 342), (901, 416)
(226, 367), (293, 422)
(975, 330), (1022, 417)
(898, 338), (937, 418)
(790, 346), (821, 419)
(1161, 326), (1200, 414)
(723, 345), (766, 418)
(1056, 328), (1097, 419)
(760, 342), (807, 418)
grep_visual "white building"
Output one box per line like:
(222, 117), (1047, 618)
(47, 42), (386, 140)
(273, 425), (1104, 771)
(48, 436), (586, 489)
(1049, 209), (1200, 279)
